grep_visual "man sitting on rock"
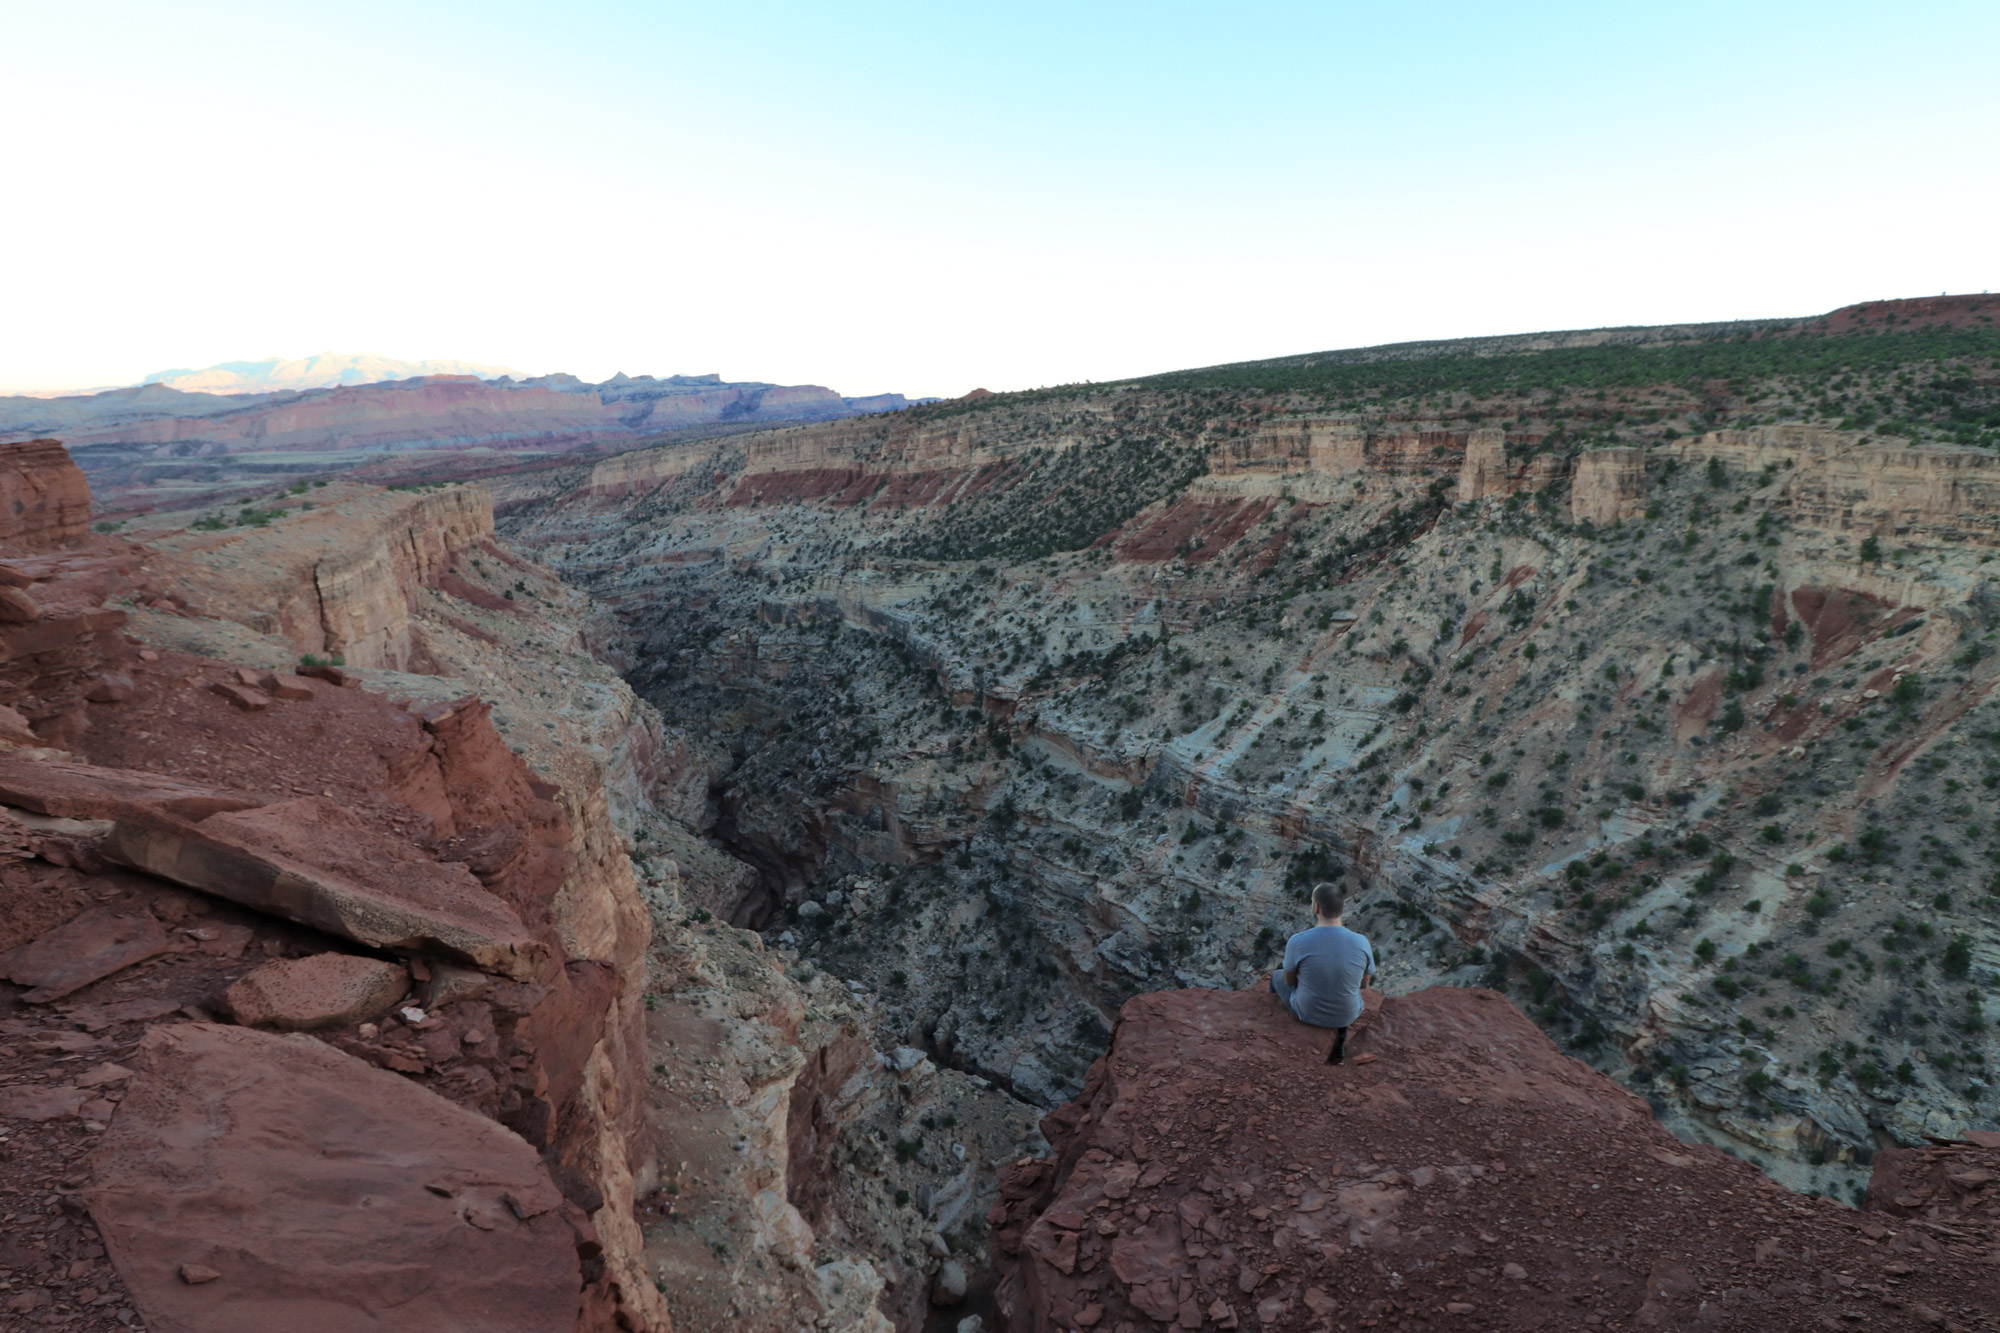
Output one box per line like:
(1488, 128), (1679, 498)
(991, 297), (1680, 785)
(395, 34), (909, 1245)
(1270, 881), (1375, 1063)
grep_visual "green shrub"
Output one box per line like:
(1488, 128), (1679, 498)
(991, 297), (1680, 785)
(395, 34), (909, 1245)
(1943, 935), (1973, 979)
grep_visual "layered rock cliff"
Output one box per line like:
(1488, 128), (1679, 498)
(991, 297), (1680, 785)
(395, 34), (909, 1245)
(129, 481), (495, 669)
(0, 439), (94, 550)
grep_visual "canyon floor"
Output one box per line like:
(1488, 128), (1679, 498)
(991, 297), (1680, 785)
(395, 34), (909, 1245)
(1, 294), (1998, 1332)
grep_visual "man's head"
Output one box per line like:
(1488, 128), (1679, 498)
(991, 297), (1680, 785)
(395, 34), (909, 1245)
(1311, 881), (1344, 925)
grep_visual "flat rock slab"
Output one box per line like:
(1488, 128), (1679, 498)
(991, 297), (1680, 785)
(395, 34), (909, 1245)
(224, 952), (408, 1031)
(0, 905), (172, 1002)
(0, 1082), (88, 1121)
(105, 797), (542, 980)
(0, 753), (263, 825)
(87, 1022), (579, 1333)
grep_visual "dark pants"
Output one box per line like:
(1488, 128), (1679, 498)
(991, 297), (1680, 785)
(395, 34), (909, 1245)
(1270, 973), (1350, 1062)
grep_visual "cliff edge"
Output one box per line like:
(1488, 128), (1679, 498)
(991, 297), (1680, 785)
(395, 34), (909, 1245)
(991, 985), (2000, 1331)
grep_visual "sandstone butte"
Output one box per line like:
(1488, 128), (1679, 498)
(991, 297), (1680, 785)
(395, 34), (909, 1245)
(1, 295), (1999, 1333)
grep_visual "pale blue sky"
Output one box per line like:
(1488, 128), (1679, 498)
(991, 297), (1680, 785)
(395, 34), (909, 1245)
(4, 1), (1996, 395)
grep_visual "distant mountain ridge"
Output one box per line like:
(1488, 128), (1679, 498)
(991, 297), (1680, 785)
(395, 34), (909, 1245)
(0, 368), (913, 511)
(141, 352), (519, 394)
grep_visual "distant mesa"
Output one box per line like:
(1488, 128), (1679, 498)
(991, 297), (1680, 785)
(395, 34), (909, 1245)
(140, 352), (519, 395)
(0, 359), (916, 513)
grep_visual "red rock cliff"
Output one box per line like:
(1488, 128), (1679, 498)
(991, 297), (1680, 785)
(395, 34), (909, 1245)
(0, 438), (94, 549)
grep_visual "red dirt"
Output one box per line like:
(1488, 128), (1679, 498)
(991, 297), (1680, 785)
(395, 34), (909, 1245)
(1790, 586), (1900, 672)
(868, 468), (964, 510)
(991, 985), (2000, 1332)
(1673, 666), (1724, 741)
(1116, 499), (1276, 564)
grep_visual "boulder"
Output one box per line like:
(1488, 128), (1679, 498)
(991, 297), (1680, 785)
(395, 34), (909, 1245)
(255, 671), (316, 701)
(87, 1023), (580, 1333)
(84, 672), (135, 703)
(207, 681), (270, 712)
(931, 1258), (968, 1306)
(223, 952), (409, 1031)
(0, 585), (42, 623)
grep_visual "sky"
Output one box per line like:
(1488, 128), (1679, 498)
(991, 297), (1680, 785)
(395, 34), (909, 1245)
(3, 1), (1997, 398)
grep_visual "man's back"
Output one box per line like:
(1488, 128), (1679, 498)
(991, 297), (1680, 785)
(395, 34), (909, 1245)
(1282, 924), (1374, 1028)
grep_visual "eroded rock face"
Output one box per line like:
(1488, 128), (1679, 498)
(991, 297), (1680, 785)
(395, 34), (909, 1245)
(1570, 446), (1649, 525)
(991, 985), (2000, 1332)
(87, 1023), (584, 1333)
(0, 438), (92, 549)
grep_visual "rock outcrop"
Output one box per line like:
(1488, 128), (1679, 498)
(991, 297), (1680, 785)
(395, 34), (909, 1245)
(1672, 425), (2000, 546)
(0, 438), (93, 549)
(1569, 446), (1649, 525)
(129, 480), (495, 669)
(0, 445), (671, 1332)
(1454, 428), (1566, 503)
(993, 984), (2000, 1331)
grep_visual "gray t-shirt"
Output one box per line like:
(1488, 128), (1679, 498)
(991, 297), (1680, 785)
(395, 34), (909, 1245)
(1282, 924), (1375, 1028)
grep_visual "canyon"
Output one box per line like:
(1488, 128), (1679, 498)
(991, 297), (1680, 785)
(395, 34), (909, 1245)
(2, 294), (1999, 1332)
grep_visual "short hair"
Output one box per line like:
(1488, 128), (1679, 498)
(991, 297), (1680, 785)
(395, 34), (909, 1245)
(1311, 881), (1344, 919)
